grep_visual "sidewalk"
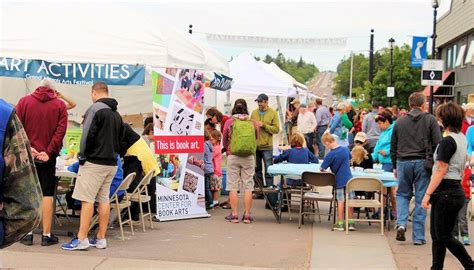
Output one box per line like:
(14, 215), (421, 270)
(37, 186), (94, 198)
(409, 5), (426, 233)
(0, 250), (266, 269)
(3, 199), (312, 269)
(311, 221), (397, 269)
(1, 197), (473, 269)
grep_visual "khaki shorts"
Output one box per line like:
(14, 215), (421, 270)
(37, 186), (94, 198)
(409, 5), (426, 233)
(226, 155), (255, 191)
(72, 162), (117, 203)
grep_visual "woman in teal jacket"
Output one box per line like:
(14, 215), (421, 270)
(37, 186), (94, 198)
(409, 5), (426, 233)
(372, 110), (396, 219)
(372, 111), (395, 172)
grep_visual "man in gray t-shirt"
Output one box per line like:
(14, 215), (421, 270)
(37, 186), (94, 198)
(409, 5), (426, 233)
(314, 98), (331, 159)
(362, 105), (380, 153)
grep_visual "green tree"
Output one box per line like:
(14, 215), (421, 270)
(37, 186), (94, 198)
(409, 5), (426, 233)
(333, 53), (369, 98)
(333, 44), (422, 108)
(261, 53), (319, 84)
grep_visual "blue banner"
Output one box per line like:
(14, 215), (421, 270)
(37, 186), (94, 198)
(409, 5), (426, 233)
(411, 36), (428, 68)
(0, 57), (145, 86)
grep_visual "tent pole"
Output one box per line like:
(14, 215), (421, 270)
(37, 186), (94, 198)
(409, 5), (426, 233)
(225, 90), (230, 115)
(276, 96), (288, 145)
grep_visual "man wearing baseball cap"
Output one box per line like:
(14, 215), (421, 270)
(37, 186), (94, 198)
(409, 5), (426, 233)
(251, 93), (280, 191)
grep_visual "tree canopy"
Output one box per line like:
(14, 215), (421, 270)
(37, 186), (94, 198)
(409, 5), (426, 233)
(256, 52), (319, 84)
(333, 44), (423, 109)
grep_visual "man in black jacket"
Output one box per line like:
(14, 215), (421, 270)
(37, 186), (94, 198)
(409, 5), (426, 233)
(390, 92), (441, 245)
(62, 82), (123, 251)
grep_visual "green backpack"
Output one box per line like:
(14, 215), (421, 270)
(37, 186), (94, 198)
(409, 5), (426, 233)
(231, 119), (256, 157)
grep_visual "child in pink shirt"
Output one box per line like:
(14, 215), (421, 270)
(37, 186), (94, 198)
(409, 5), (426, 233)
(210, 129), (223, 207)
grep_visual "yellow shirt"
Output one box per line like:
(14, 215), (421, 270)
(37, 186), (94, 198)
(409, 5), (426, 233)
(125, 138), (160, 176)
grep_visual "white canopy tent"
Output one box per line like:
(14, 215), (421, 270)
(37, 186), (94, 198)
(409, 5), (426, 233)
(205, 52), (293, 113)
(0, 3), (229, 122)
(205, 52), (293, 151)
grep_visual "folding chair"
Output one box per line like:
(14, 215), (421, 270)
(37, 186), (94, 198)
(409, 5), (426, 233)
(298, 172), (336, 229)
(128, 169), (155, 232)
(89, 172), (136, 240)
(253, 176), (282, 223)
(345, 177), (384, 235)
(280, 175), (311, 221)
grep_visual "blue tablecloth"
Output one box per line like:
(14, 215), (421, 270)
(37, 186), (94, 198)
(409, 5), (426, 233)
(267, 163), (397, 186)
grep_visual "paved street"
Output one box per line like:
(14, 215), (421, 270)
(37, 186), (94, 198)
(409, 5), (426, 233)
(306, 72), (337, 105)
(1, 196), (472, 269)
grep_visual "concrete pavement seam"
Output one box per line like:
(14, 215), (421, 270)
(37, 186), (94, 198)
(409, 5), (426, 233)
(93, 257), (108, 270)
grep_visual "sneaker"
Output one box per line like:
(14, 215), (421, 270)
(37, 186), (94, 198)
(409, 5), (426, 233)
(89, 237), (107, 249)
(41, 234), (59, 246)
(242, 213), (254, 224)
(21, 234), (33, 246)
(61, 237), (90, 251)
(396, 225), (406, 241)
(225, 213), (239, 223)
(348, 222), (357, 231)
(463, 236), (471, 246)
(333, 221), (344, 231)
(413, 240), (426, 245)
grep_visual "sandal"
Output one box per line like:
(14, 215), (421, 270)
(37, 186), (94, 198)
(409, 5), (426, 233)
(225, 213), (239, 223)
(242, 213), (254, 224)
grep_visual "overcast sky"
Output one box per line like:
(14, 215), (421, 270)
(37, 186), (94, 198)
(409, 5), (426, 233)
(137, 0), (452, 71)
(2, 0), (452, 71)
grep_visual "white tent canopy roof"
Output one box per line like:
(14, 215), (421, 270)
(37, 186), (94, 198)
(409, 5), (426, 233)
(0, 3), (229, 74)
(229, 52), (292, 96)
(258, 61), (308, 91)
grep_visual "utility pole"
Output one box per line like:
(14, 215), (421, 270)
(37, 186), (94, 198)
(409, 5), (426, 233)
(429, 1), (439, 114)
(369, 29), (374, 104)
(389, 38), (395, 107)
(349, 52), (354, 99)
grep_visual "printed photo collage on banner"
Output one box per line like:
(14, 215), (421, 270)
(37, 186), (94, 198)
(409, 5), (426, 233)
(151, 68), (209, 221)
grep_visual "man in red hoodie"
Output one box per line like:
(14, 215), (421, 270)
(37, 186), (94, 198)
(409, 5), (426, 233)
(15, 78), (68, 246)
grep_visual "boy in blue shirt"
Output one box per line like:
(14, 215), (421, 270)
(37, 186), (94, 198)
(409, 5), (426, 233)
(320, 133), (355, 231)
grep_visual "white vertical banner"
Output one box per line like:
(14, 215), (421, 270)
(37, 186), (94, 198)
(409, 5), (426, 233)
(151, 67), (210, 221)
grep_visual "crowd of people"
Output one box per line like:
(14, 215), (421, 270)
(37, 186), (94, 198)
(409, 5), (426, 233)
(1, 77), (474, 268)
(203, 91), (474, 269)
(0, 79), (160, 251)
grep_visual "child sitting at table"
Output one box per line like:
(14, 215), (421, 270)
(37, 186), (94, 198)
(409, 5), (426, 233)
(350, 145), (373, 169)
(274, 133), (318, 186)
(320, 132), (355, 231)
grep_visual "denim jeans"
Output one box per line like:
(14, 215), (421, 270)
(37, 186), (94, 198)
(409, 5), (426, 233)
(382, 163), (393, 172)
(396, 159), (429, 242)
(204, 173), (213, 207)
(430, 181), (474, 269)
(255, 149), (274, 187)
(348, 132), (355, 146)
(304, 133), (315, 154)
(315, 126), (327, 159)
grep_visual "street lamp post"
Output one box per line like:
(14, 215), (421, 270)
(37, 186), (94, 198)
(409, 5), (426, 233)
(349, 51), (354, 100)
(388, 38), (395, 107)
(429, 0), (439, 114)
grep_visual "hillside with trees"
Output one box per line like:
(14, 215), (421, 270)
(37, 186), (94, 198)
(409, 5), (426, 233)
(256, 52), (319, 84)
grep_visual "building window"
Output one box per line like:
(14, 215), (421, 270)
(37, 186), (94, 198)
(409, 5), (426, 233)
(465, 40), (474, 65)
(447, 47), (452, 69)
(453, 44), (457, 66)
(455, 44), (466, 67)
